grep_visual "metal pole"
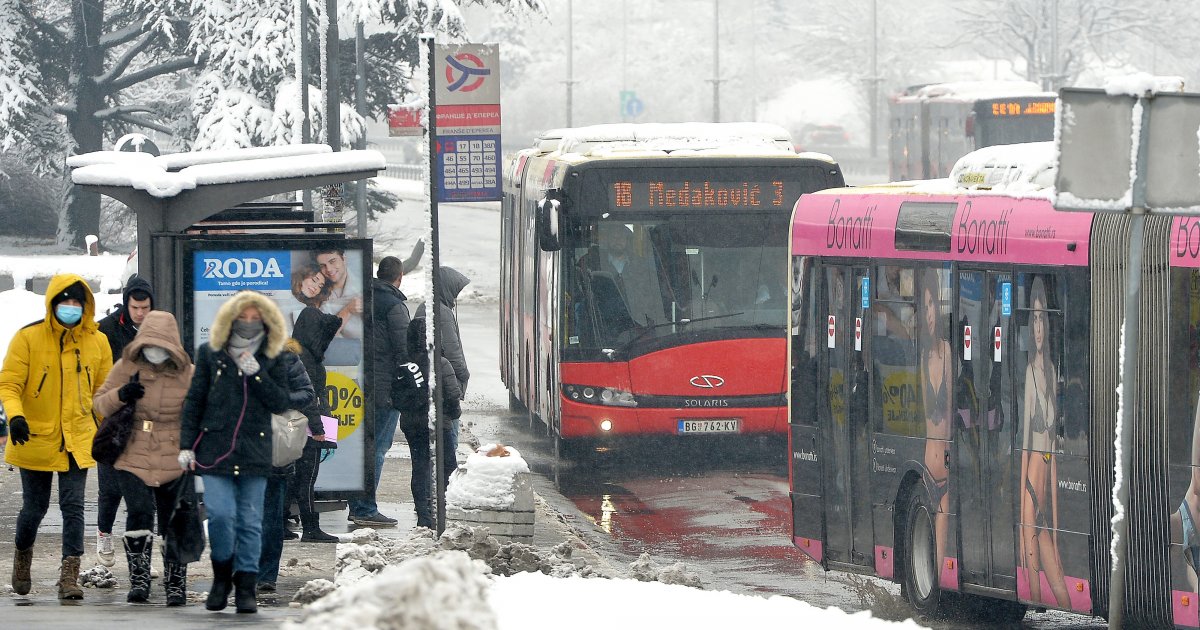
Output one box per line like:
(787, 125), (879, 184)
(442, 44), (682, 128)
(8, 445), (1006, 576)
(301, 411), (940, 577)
(300, 0), (312, 211)
(1108, 97), (1152, 630)
(566, 0), (573, 126)
(712, 0), (720, 122)
(869, 0), (878, 158)
(355, 22), (367, 236)
(426, 36), (447, 536)
(1050, 0), (1059, 90)
(325, 0), (341, 151)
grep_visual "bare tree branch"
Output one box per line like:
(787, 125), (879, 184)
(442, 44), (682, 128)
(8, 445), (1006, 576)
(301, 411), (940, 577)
(115, 113), (173, 135)
(107, 56), (196, 92)
(95, 105), (156, 120)
(98, 30), (159, 88)
(98, 22), (145, 49)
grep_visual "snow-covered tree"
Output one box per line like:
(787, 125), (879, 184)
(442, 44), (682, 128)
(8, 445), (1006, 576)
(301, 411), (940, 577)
(952, 0), (1200, 89)
(0, 0), (544, 249)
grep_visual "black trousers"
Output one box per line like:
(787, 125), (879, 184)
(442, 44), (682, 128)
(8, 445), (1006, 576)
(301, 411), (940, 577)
(16, 454), (88, 558)
(96, 462), (123, 533)
(115, 469), (180, 536)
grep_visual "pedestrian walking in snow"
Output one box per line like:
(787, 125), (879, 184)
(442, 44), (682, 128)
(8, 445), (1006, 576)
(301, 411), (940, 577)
(178, 290), (292, 613)
(94, 275), (155, 569)
(257, 335), (317, 594)
(92, 310), (194, 605)
(0, 275), (113, 600)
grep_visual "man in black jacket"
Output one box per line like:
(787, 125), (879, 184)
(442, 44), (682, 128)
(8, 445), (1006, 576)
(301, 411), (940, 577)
(348, 256), (410, 527)
(98, 276), (154, 360)
(93, 275), (154, 569)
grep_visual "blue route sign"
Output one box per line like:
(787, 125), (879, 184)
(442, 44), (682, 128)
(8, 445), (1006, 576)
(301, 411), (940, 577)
(435, 134), (501, 202)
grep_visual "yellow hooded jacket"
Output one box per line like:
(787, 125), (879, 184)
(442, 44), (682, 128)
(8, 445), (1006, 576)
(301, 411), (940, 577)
(0, 274), (113, 471)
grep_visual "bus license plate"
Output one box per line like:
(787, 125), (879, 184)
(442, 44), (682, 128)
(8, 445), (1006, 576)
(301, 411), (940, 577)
(677, 419), (740, 434)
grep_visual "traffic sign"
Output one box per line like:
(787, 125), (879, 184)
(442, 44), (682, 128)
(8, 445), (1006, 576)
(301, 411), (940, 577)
(434, 44), (501, 203)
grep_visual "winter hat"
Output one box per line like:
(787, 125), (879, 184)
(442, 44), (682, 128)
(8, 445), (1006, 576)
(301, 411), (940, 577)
(51, 282), (90, 307)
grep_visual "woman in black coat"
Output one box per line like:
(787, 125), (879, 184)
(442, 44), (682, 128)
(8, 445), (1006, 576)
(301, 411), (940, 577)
(178, 291), (292, 614)
(287, 306), (343, 542)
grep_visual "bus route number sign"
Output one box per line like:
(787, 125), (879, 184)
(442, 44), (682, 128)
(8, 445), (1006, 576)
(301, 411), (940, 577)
(611, 180), (787, 212)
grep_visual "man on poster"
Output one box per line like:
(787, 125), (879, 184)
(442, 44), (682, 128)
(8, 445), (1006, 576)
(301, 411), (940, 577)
(316, 248), (363, 339)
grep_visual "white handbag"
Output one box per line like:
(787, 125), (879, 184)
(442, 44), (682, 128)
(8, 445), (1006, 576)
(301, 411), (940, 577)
(271, 409), (308, 467)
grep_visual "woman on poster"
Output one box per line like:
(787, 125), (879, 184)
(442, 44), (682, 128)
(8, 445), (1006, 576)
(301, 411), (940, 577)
(1018, 276), (1070, 607)
(919, 268), (952, 571)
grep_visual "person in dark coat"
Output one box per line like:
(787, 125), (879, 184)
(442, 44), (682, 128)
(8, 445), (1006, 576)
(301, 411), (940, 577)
(287, 306), (343, 542)
(178, 290), (291, 614)
(256, 340), (317, 594)
(347, 256), (411, 527)
(416, 266), (471, 487)
(94, 275), (154, 569)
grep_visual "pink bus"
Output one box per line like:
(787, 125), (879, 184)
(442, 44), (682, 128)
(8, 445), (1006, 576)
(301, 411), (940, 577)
(789, 183), (1200, 626)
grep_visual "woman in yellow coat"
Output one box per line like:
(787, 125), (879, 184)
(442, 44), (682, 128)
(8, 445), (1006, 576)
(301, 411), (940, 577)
(0, 274), (112, 599)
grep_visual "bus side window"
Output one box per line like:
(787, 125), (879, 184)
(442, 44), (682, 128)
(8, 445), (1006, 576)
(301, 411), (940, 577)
(873, 265), (920, 436)
(790, 256), (818, 426)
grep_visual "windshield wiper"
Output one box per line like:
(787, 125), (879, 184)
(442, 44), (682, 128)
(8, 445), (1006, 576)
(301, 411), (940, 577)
(609, 312), (747, 356)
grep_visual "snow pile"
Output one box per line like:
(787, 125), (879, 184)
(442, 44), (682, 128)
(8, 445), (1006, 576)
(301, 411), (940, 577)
(488, 572), (930, 630)
(629, 552), (703, 588)
(1103, 72), (1185, 97)
(332, 526), (441, 586)
(900, 80), (1050, 102)
(946, 141), (1057, 194)
(78, 565), (117, 589)
(285, 550), (498, 630)
(446, 444), (531, 511)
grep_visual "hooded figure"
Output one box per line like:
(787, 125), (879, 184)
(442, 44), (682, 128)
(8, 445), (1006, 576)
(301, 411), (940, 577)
(416, 266), (471, 399)
(97, 276), (154, 360)
(0, 274), (112, 601)
(93, 310), (194, 605)
(179, 290), (292, 614)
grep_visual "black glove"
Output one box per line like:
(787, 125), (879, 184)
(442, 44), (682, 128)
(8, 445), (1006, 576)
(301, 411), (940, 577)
(444, 399), (462, 420)
(118, 381), (145, 403)
(9, 415), (29, 445)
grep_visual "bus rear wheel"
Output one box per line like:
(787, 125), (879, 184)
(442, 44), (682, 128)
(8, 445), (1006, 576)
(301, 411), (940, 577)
(901, 490), (944, 617)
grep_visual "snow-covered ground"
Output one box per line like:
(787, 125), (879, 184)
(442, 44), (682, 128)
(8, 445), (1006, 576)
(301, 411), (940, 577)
(0, 174), (921, 629)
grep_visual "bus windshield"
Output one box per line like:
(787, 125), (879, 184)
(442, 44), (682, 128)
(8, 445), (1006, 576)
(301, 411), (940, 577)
(564, 213), (789, 354)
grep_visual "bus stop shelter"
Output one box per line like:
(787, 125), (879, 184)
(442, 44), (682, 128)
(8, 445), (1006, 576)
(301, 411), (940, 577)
(69, 144), (385, 500)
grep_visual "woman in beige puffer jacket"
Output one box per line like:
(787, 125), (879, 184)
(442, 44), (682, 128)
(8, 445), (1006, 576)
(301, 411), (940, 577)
(93, 310), (194, 606)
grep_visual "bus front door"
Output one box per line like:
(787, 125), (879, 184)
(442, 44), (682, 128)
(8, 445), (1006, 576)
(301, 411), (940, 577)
(954, 270), (1018, 590)
(823, 266), (874, 567)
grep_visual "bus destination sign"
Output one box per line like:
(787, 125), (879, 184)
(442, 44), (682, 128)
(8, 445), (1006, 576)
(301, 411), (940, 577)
(989, 100), (1056, 117)
(610, 179), (788, 211)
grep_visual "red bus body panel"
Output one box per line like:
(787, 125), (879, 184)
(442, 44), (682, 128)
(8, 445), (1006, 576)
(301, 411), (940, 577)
(559, 338), (786, 438)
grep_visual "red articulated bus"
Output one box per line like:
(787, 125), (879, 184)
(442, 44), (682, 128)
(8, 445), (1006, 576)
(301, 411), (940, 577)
(501, 123), (845, 454)
(788, 143), (1200, 626)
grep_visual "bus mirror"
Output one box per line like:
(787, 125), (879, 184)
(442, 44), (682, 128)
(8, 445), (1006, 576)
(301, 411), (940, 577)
(537, 196), (562, 251)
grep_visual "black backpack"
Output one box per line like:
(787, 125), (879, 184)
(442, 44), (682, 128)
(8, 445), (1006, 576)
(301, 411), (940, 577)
(391, 316), (430, 414)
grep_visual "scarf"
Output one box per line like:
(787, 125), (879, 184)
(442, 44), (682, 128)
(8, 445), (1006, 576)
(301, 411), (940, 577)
(226, 329), (265, 359)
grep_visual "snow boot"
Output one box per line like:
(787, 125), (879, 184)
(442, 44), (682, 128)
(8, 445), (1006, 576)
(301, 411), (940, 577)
(11, 546), (33, 595)
(164, 562), (188, 606)
(124, 532), (153, 603)
(233, 570), (258, 613)
(206, 557), (234, 611)
(57, 555), (84, 600)
(300, 512), (338, 542)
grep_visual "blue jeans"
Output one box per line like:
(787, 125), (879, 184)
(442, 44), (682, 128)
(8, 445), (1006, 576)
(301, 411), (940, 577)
(257, 476), (287, 583)
(348, 407), (400, 517)
(441, 417), (459, 488)
(202, 474), (267, 574)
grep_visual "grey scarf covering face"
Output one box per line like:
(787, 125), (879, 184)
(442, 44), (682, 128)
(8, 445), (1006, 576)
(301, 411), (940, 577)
(226, 329), (265, 359)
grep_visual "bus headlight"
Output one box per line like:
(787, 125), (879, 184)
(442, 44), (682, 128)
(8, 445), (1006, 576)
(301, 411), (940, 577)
(600, 419), (613, 431)
(562, 385), (638, 407)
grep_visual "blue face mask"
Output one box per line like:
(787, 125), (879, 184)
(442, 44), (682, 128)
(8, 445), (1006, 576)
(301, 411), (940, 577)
(55, 304), (83, 326)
